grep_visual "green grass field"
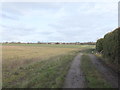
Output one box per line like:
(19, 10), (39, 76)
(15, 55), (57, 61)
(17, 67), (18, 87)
(2, 44), (95, 88)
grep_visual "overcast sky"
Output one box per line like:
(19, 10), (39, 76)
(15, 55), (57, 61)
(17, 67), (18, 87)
(0, 2), (118, 42)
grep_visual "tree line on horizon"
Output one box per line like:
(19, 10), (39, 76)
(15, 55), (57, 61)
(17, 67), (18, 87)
(2, 41), (96, 45)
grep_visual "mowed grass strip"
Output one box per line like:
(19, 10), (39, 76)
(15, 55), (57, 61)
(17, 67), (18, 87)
(81, 54), (111, 88)
(3, 51), (78, 88)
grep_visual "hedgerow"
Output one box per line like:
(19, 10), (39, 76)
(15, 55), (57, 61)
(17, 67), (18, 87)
(96, 27), (120, 64)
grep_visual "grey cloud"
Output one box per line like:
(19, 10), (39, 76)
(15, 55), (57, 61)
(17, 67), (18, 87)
(1, 13), (19, 20)
(40, 32), (53, 35)
(2, 7), (23, 16)
(48, 24), (65, 29)
(1, 24), (36, 36)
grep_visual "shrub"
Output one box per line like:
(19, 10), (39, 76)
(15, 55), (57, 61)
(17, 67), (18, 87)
(96, 38), (104, 52)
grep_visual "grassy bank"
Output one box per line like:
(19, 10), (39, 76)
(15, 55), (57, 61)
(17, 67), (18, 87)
(81, 54), (111, 88)
(3, 51), (78, 88)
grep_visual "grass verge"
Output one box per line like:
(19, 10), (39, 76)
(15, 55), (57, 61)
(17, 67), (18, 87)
(81, 54), (112, 88)
(95, 53), (119, 73)
(3, 51), (78, 88)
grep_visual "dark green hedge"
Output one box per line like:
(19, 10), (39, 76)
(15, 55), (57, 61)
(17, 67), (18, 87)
(96, 27), (120, 64)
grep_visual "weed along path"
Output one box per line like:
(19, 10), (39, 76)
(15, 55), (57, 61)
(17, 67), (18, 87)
(63, 53), (86, 88)
(88, 54), (118, 88)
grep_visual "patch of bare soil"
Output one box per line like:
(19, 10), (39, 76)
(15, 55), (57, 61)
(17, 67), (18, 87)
(88, 54), (118, 88)
(63, 53), (86, 88)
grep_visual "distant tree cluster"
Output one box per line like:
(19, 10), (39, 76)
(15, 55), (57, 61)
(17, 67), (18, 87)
(96, 27), (120, 64)
(80, 42), (96, 45)
(4, 42), (22, 44)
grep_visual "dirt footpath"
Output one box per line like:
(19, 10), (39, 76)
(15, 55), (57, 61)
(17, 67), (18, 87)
(63, 53), (86, 88)
(88, 54), (118, 88)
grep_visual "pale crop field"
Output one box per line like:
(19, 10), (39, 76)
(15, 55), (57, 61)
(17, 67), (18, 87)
(2, 45), (77, 70)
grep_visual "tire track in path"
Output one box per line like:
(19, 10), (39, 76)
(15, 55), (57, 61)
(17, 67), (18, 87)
(63, 53), (86, 88)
